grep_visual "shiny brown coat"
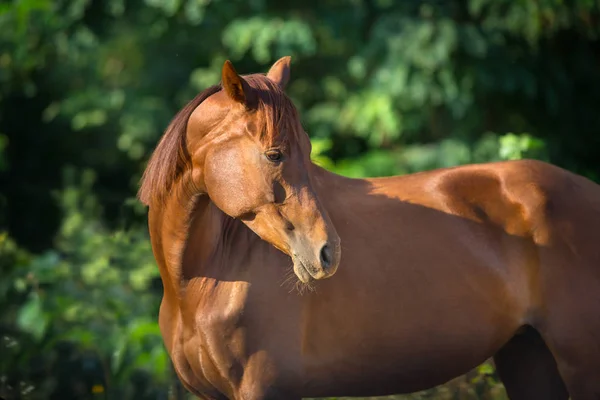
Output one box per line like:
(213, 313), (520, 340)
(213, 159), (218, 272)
(138, 57), (600, 400)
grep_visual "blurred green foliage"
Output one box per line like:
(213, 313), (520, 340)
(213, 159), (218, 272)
(0, 0), (599, 398)
(1, 168), (167, 399)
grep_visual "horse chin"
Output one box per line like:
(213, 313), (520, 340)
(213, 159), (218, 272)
(293, 261), (314, 284)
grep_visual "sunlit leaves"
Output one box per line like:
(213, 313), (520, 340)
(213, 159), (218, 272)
(223, 17), (317, 63)
(499, 133), (547, 160)
(145, 0), (181, 16)
(184, 0), (210, 25)
(339, 91), (401, 146)
(309, 138), (335, 171)
(190, 56), (226, 91)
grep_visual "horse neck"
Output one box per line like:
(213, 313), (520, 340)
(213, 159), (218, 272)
(308, 162), (359, 211)
(147, 173), (198, 299)
(149, 173), (255, 299)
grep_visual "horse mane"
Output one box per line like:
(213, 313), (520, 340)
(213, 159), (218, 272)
(138, 74), (300, 207)
(137, 84), (221, 206)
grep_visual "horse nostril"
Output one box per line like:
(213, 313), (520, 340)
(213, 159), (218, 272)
(320, 245), (332, 269)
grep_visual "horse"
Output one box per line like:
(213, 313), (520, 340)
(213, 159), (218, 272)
(138, 56), (600, 400)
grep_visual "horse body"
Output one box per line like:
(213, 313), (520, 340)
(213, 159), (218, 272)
(141, 58), (600, 399)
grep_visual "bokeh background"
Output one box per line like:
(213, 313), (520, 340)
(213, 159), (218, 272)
(1, 0), (599, 399)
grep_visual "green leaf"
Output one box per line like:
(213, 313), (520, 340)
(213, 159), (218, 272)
(17, 293), (49, 341)
(499, 133), (546, 160)
(128, 319), (162, 342)
(478, 362), (495, 375)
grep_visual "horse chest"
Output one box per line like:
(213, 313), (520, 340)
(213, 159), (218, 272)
(173, 281), (251, 398)
(186, 280), (306, 398)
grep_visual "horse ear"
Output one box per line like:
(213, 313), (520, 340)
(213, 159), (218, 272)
(222, 60), (251, 105)
(266, 56), (291, 89)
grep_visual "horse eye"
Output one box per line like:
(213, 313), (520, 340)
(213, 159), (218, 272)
(265, 150), (283, 163)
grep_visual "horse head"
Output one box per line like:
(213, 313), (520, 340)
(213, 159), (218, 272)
(141, 57), (341, 283)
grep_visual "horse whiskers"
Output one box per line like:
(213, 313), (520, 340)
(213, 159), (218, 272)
(279, 265), (316, 295)
(293, 278), (316, 296)
(279, 267), (297, 289)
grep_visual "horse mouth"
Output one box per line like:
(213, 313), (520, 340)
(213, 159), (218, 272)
(293, 259), (315, 283)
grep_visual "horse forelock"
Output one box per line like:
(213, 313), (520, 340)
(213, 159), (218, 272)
(243, 74), (301, 149)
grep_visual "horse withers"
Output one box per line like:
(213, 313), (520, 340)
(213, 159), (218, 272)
(138, 57), (600, 400)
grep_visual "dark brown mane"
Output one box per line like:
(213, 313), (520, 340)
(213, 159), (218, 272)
(137, 84), (221, 206)
(138, 74), (300, 207)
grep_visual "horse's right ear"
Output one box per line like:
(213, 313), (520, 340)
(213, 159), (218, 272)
(266, 56), (291, 89)
(222, 60), (251, 105)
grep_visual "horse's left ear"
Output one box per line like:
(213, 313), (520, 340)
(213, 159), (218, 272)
(222, 60), (253, 105)
(266, 56), (291, 89)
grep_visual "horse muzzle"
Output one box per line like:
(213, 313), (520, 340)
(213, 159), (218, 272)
(292, 240), (341, 283)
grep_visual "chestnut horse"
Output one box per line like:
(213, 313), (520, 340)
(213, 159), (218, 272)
(138, 57), (600, 400)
